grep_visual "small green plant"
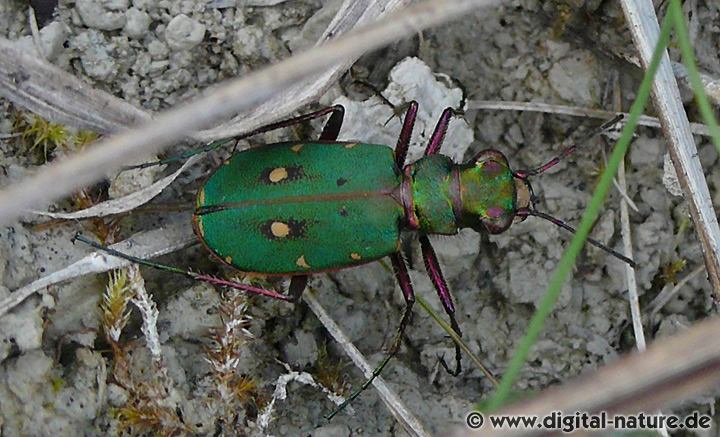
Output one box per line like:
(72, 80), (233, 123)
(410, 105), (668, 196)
(313, 342), (350, 396)
(11, 110), (100, 162)
(100, 270), (133, 350)
(660, 258), (687, 286)
(50, 376), (65, 393)
(205, 290), (259, 429)
(12, 112), (69, 162)
(72, 130), (99, 148)
(114, 385), (188, 437)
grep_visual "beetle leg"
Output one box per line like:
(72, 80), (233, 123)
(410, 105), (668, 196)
(191, 274), (293, 301)
(419, 234), (463, 376)
(319, 106), (345, 141)
(288, 275), (309, 302)
(123, 105), (347, 170)
(394, 100), (419, 168)
(423, 107), (454, 157)
(233, 104), (346, 142)
(72, 233), (294, 302)
(326, 253), (415, 420)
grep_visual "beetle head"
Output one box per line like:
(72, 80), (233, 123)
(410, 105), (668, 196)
(457, 150), (517, 234)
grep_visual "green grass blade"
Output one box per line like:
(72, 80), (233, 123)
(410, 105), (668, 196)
(668, 0), (720, 155)
(483, 12), (675, 411)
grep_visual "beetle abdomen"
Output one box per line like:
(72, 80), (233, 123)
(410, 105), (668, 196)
(194, 142), (404, 274)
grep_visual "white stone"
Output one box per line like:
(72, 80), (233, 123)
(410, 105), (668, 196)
(123, 7), (150, 39)
(76, 0), (129, 31)
(334, 57), (473, 164)
(165, 14), (206, 51)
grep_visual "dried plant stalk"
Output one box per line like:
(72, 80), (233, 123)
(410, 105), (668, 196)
(620, 1), (720, 293)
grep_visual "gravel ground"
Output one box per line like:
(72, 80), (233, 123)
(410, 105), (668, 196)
(0, 0), (718, 435)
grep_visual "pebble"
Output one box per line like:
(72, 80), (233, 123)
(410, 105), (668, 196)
(76, 0), (129, 31)
(165, 14), (206, 51)
(124, 7), (151, 39)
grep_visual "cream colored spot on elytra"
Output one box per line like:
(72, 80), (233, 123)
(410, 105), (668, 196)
(223, 159), (231, 166)
(296, 255), (311, 269)
(350, 252), (362, 261)
(269, 167), (288, 183)
(225, 256), (233, 264)
(197, 188), (205, 206)
(344, 142), (358, 149)
(271, 221), (290, 238)
(290, 144), (303, 153)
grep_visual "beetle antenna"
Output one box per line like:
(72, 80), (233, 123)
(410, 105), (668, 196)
(122, 138), (236, 171)
(514, 114), (624, 178)
(515, 208), (636, 268)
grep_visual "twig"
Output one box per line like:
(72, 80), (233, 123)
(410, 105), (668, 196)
(611, 81), (669, 437)
(303, 288), (430, 437)
(458, 316), (720, 436)
(32, 155), (195, 219)
(620, 1), (720, 294)
(609, 80), (647, 352)
(27, 6), (45, 61)
(0, 218), (195, 319)
(611, 177), (640, 213)
(466, 100), (712, 137)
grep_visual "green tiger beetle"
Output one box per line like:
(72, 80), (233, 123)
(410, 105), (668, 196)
(74, 102), (632, 417)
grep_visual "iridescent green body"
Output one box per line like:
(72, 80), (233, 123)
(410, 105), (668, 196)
(194, 142), (517, 275)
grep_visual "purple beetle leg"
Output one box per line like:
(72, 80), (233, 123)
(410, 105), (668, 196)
(71, 233), (297, 302)
(288, 275), (309, 302)
(124, 105), (347, 170)
(231, 104), (345, 153)
(241, 105), (345, 141)
(394, 100), (419, 168)
(419, 234), (463, 376)
(423, 107), (454, 157)
(327, 253), (415, 420)
(319, 105), (345, 141)
(193, 274), (294, 301)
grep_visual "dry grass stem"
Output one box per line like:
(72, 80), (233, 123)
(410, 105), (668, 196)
(612, 81), (669, 437)
(32, 156), (195, 220)
(303, 288), (430, 437)
(620, 1), (720, 294)
(0, 218), (195, 318)
(610, 82), (647, 352)
(466, 100), (713, 137)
